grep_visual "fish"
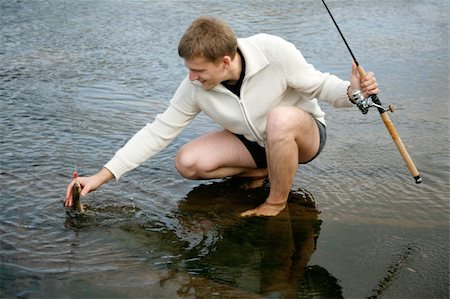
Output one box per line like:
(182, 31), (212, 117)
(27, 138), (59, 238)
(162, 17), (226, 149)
(72, 171), (85, 214)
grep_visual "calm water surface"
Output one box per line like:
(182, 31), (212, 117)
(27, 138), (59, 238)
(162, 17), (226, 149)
(1, 0), (449, 298)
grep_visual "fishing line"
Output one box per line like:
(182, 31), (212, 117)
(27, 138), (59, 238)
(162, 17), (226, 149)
(70, 98), (78, 173)
(320, 0), (359, 66)
(66, 87), (79, 182)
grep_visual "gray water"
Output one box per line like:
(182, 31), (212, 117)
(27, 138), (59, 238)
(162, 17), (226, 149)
(1, 0), (449, 298)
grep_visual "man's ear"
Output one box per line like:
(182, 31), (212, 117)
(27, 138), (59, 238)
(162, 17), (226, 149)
(222, 56), (232, 69)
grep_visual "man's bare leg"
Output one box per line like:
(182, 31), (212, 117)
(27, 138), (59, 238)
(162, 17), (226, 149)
(175, 129), (267, 180)
(241, 107), (320, 216)
(176, 107), (320, 217)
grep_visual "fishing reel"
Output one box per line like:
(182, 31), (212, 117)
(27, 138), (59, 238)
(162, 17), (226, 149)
(352, 90), (394, 114)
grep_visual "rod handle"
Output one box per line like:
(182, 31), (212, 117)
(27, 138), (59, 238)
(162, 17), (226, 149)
(357, 66), (422, 184)
(379, 113), (422, 183)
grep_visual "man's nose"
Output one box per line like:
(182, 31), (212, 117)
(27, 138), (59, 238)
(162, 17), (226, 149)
(189, 70), (199, 81)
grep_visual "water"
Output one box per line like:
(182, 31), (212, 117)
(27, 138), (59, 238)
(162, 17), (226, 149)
(1, 0), (448, 298)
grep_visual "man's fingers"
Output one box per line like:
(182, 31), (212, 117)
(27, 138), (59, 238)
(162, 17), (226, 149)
(351, 62), (359, 76)
(80, 185), (90, 197)
(64, 180), (75, 207)
(78, 177), (92, 197)
(360, 72), (379, 95)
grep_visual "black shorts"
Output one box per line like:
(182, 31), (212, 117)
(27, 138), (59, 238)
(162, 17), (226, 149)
(234, 119), (327, 168)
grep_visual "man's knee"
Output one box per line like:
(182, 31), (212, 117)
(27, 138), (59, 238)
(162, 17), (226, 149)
(266, 106), (302, 141)
(175, 146), (199, 179)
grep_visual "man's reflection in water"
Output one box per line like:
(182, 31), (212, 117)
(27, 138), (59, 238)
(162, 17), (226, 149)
(175, 179), (343, 298)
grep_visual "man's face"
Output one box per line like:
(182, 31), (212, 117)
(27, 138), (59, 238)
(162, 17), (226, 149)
(184, 56), (226, 91)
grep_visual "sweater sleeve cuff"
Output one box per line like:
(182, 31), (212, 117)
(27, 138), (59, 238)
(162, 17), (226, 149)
(104, 155), (134, 181)
(335, 80), (354, 108)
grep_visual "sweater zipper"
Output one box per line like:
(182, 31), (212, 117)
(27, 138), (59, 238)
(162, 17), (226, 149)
(236, 97), (264, 144)
(214, 84), (264, 145)
(238, 78), (265, 144)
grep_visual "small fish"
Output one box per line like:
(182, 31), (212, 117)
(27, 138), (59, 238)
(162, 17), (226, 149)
(72, 171), (85, 214)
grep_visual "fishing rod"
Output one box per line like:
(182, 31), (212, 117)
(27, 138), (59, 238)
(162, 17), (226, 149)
(321, 0), (422, 184)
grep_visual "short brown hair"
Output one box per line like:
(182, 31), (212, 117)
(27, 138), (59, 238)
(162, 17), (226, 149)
(178, 16), (238, 63)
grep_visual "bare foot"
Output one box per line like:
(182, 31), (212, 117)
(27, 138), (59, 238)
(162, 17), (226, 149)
(240, 202), (286, 217)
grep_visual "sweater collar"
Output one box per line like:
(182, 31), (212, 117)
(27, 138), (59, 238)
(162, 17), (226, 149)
(237, 37), (269, 79)
(190, 36), (270, 90)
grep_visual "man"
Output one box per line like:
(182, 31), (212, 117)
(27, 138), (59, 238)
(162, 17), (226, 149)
(64, 16), (378, 217)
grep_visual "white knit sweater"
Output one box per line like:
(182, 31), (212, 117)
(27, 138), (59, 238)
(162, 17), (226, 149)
(105, 33), (352, 179)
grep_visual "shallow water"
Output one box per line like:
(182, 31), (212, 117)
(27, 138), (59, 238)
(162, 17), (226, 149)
(1, 0), (449, 298)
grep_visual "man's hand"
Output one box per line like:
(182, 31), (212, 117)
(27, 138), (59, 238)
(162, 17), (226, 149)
(240, 202), (287, 217)
(349, 62), (379, 99)
(64, 167), (114, 207)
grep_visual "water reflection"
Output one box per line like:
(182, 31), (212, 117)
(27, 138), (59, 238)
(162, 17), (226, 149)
(144, 180), (343, 298)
